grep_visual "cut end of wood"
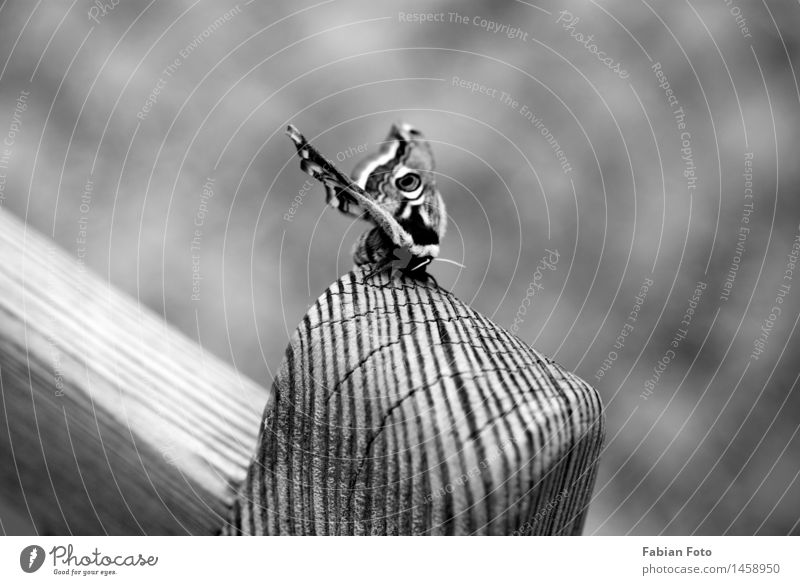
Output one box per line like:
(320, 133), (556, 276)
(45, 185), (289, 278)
(224, 267), (604, 535)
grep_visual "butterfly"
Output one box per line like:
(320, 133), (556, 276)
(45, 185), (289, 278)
(285, 123), (447, 280)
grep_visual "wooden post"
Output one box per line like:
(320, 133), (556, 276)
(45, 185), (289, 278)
(223, 268), (605, 535)
(0, 208), (268, 535)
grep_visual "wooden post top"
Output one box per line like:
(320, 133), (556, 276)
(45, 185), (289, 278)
(224, 267), (604, 535)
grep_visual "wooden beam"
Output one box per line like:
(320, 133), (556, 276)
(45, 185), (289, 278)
(223, 267), (605, 535)
(0, 208), (269, 535)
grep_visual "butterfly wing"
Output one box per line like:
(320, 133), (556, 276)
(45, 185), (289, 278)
(285, 126), (362, 219)
(286, 124), (421, 254)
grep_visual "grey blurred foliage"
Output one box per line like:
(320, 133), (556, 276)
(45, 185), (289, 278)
(0, 0), (798, 534)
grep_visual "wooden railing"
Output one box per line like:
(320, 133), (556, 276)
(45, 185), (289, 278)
(0, 207), (268, 534)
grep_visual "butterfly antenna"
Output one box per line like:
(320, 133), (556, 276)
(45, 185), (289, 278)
(433, 257), (466, 269)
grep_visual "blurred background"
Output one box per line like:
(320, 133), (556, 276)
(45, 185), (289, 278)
(0, 0), (798, 535)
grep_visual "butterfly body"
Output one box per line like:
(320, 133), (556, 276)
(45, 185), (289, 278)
(286, 123), (446, 280)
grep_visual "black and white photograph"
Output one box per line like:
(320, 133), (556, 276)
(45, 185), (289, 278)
(0, 0), (798, 581)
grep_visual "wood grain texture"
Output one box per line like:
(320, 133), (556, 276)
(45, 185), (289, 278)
(0, 208), (268, 535)
(223, 267), (605, 535)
